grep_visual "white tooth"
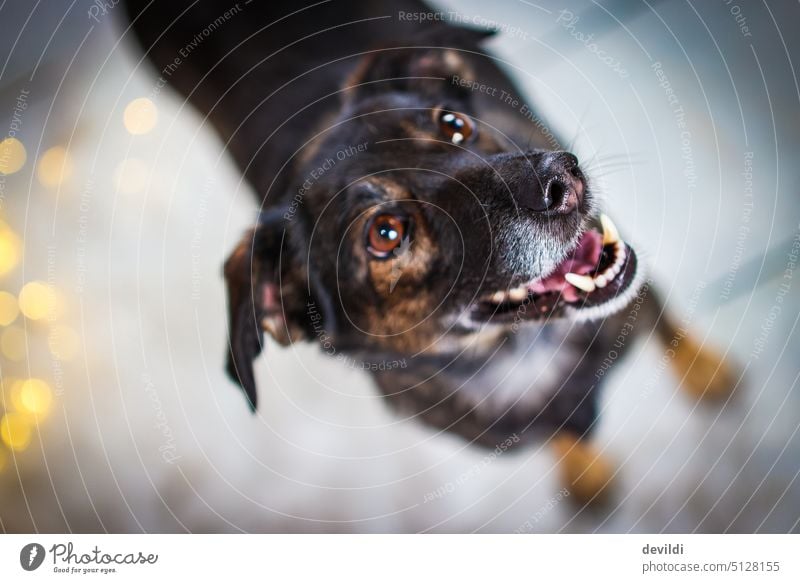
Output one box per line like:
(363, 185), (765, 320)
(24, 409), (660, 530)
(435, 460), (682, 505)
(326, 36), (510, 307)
(609, 263), (621, 277)
(565, 273), (596, 292)
(594, 274), (608, 288)
(600, 213), (620, 245)
(508, 287), (528, 302)
(491, 291), (507, 304)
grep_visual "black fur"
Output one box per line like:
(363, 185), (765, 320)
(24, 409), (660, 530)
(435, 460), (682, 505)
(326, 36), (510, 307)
(124, 0), (656, 449)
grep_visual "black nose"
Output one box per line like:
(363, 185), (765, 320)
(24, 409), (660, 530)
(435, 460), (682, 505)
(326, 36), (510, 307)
(526, 152), (584, 214)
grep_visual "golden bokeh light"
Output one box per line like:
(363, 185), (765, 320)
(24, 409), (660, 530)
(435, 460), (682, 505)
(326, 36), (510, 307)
(0, 290), (19, 325)
(1, 325), (26, 361)
(0, 137), (26, 174)
(0, 413), (32, 451)
(37, 145), (74, 188)
(2, 377), (22, 416)
(113, 158), (150, 194)
(48, 324), (80, 361)
(7, 378), (25, 410)
(123, 97), (158, 135)
(18, 378), (53, 417)
(18, 281), (55, 320)
(0, 225), (22, 276)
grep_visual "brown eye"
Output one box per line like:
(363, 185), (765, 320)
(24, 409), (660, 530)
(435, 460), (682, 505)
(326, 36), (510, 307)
(437, 110), (475, 144)
(366, 214), (407, 258)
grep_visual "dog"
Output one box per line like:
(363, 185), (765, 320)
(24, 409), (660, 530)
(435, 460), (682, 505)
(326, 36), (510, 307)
(124, 0), (734, 503)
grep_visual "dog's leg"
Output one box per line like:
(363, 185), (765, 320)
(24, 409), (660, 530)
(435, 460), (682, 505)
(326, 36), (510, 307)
(659, 314), (737, 401)
(551, 432), (614, 505)
(645, 286), (738, 401)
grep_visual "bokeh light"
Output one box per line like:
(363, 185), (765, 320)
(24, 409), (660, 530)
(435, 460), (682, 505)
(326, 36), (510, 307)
(123, 97), (158, 135)
(0, 222), (22, 276)
(37, 145), (74, 188)
(18, 281), (55, 320)
(1, 325), (26, 361)
(0, 413), (32, 451)
(18, 378), (53, 418)
(0, 137), (26, 174)
(0, 290), (19, 325)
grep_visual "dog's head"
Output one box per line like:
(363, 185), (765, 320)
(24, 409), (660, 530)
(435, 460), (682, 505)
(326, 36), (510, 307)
(224, 30), (643, 408)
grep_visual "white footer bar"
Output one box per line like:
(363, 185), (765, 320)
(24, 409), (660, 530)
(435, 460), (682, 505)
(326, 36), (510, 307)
(0, 534), (796, 581)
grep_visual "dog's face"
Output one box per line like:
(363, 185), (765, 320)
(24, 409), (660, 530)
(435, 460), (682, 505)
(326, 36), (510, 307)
(224, 38), (642, 407)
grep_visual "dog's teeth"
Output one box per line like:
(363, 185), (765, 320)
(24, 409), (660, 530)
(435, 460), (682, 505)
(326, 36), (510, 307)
(508, 287), (528, 302)
(586, 238), (628, 289)
(600, 213), (620, 245)
(491, 291), (507, 304)
(612, 242), (626, 272)
(565, 273), (596, 292)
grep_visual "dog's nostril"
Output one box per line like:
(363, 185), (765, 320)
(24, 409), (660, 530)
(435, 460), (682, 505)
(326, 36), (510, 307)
(511, 151), (584, 213)
(545, 179), (567, 210)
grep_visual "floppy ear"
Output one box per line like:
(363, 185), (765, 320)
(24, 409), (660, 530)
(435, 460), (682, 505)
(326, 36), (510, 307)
(344, 25), (495, 99)
(223, 209), (316, 411)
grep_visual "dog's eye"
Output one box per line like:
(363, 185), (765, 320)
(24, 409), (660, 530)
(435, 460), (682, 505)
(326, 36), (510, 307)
(436, 110), (475, 144)
(366, 214), (408, 258)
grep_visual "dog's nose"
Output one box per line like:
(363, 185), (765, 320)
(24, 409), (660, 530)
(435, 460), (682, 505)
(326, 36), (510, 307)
(527, 152), (584, 214)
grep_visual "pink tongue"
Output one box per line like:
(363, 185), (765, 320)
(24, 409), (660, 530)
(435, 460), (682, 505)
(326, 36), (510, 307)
(528, 230), (603, 302)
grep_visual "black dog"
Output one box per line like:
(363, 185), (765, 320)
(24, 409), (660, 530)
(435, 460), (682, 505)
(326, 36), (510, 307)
(125, 0), (732, 501)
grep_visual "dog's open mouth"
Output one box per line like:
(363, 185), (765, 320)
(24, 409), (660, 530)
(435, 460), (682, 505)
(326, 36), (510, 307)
(473, 214), (641, 323)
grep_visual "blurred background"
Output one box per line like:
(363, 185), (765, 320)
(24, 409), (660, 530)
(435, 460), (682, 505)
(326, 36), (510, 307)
(0, 0), (798, 532)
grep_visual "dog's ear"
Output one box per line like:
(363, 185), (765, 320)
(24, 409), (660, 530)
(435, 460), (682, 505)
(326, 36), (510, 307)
(344, 26), (495, 99)
(223, 209), (317, 411)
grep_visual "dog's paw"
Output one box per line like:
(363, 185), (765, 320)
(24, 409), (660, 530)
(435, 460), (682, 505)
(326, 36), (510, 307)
(551, 433), (614, 506)
(673, 336), (738, 402)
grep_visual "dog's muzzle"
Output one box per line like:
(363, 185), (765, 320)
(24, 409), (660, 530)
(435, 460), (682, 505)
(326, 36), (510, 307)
(472, 213), (643, 323)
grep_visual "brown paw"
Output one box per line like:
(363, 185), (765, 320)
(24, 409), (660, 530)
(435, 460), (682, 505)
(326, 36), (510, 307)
(551, 433), (615, 505)
(672, 336), (738, 402)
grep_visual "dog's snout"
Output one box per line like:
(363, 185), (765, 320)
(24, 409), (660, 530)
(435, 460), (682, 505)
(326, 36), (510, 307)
(527, 152), (583, 214)
(452, 150), (586, 217)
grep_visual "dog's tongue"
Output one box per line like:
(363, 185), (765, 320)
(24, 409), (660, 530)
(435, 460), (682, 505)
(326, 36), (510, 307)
(528, 229), (603, 302)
